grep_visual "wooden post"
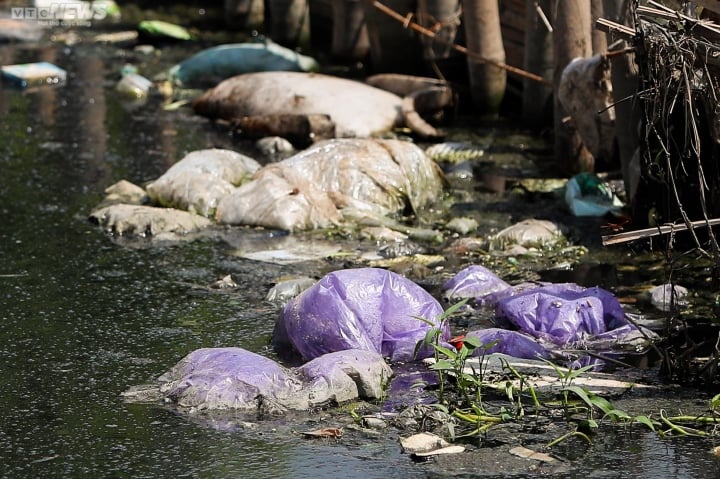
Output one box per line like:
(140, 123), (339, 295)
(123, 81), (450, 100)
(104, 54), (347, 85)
(462, 0), (507, 115)
(362, 0), (425, 73)
(603, 0), (641, 203)
(416, 0), (462, 61)
(331, 0), (370, 61)
(591, 0), (607, 54)
(522, 0), (553, 128)
(224, 0), (264, 30)
(266, 0), (311, 48)
(553, 0), (594, 173)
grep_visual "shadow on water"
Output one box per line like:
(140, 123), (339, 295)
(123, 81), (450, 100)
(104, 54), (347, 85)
(1, 11), (720, 479)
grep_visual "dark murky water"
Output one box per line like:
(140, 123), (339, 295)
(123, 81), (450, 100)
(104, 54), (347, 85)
(2, 11), (720, 479)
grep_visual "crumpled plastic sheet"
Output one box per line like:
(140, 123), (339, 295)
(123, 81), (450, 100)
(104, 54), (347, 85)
(465, 328), (554, 360)
(275, 267), (449, 362)
(158, 347), (302, 411)
(495, 282), (631, 346)
(157, 347), (392, 412)
(442, 264), (510, 300)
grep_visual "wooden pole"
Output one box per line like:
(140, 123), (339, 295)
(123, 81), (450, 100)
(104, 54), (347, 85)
(553, 0), (594, 173)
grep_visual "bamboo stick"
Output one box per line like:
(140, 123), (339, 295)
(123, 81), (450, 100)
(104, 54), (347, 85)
(365, 0), (551, 85)
(602, 218), (720, 245)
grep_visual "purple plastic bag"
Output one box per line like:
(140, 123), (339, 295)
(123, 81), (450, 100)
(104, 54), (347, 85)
(158, 347), (301, 410)
(442, 265), (511, 301)
(276, 268), (448, 362)
(495, 283), (630, 345)
(465, 328), (553, 360)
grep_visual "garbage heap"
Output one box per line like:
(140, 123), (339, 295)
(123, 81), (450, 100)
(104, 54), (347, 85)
(601, 2), (720, 257)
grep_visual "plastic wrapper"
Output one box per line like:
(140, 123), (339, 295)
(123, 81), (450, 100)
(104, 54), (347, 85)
(442, 265), (510, 301)
(192, 71), (405, 138)
(215, 169), (342, 231)
(216, 138), (444, 231)
(146, 149), (260, 217)
(492, 219), (563, 248)
(156, 347), (391, 411)
(275, 268), (448, 362)
(158, 347), (302, 411)
(564, 172), (623, 217)
(465, 328), (553, 360)
(167, 41), (319, 88)
(495, 282), (630, 345)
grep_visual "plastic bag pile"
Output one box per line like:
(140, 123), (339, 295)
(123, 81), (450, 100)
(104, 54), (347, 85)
(443, 264), (652, 360)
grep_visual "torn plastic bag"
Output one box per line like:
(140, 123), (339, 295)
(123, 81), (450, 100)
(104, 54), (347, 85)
(156, 347), (391, 412)
(216, 138), (444, 231)
(275, 268), (449, 362)
(215, 169), (342, 231)
(564, 172), (623, 217)
(167, 40), (319, 88)
(495, 283), (630, 345)
(465, 328), (554, 360)
(158, 347), (303, 411)
(298, 349), (393, 403)
(442, 265), (510, 301)
(146, 148), (260, 217)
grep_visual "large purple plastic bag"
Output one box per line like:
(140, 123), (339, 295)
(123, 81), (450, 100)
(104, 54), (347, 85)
(158, 347), (301, 411)
(442, 265), (511, 301)
(465, 328), (553, 360)
(495, 283), (631, 345)
(276, 268), (448, 362)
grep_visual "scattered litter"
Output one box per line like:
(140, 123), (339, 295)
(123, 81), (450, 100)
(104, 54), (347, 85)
(167, 40), (319, 88)
(565, 172), (623, 216)
(415, 445), (465, 457)
(509, 446), (556, 463)
(300, 428), (343, 439)
(492, 219), (563, 248)
(1, 62), (66, 88)
(446, 217), (479, 235)
(649, 283), (689, 311)
(116, 72), (152, 99)
(93, 31), (138, 44)
(265, 277), (316, 301)
(137, 20), (191, 41)
(400, 432), (464, 456)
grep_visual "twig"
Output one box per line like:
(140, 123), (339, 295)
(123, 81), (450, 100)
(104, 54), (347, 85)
(534, 1), (553, 33)
(365, 0), (551, 85)
(602, 218), (720, 245)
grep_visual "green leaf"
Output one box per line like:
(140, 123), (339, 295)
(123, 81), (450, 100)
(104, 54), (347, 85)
(429, 359), (455, 371)
(433, 344), (458, 360)
(564, 385), (595, 410)
(633, 415), (657, 432)
(463, 335), (483, 349)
